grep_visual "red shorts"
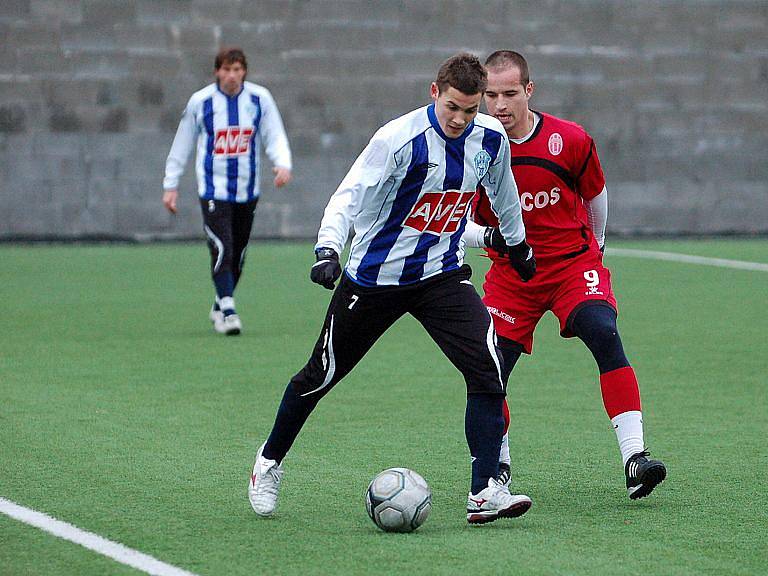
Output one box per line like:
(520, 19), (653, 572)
(483, 248), (617, 354)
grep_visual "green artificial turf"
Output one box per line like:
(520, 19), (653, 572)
(1, 239), (766, 575)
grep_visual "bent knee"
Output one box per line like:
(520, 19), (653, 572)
(586, 322), (621, 350)
(572, 305), (629, 372)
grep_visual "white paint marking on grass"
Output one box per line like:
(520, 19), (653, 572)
(607, 248), (768, 272)
(0, 497), (199, 576)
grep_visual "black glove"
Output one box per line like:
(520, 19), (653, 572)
(506, 239), (536, 282)
(483, 226), (509, 254)
(310, 247), (341, 290)
(483, 227), (536, 282)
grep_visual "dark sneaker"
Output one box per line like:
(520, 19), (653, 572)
(497, 462), (511, 488)
(625, 450), (666, 500)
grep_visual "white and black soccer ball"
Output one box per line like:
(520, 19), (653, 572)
(365, 467), (432, 533)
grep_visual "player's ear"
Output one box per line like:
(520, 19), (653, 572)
(526, 81), (535, 99)
(430, 82), (440, 101)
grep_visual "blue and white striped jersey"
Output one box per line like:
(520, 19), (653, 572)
(163, 81), (292, 203)
(316, 104), (525, 287)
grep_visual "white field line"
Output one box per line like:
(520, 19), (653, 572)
(0, 497), (200, 576)
(606, 247), (768, 272)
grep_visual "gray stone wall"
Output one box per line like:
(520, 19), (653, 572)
(1, 0), (766, 239)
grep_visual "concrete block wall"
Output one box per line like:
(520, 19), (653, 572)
(0, 0), (766, 239)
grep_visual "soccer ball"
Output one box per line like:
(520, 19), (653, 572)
(365, 467), (432, 533)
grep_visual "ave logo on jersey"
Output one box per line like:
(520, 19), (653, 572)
(214, 127), (254, 156)
(473, 150), (492, 180)
(403, 191), (475, 235)
(548, 133), (563, 156)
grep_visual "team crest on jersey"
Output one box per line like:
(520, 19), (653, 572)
(403, 190), (475, 235)
(473, 150), (492, 180)
(548, 133), (563, 156)
(214, 127), (254, 156)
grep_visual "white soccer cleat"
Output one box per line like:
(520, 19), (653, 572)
(215, 313), (242, 335)
(466, 477), (532, 524)
(209, 305), (224, 330)
(248, 443), (284, 516)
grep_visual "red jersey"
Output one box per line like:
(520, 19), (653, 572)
(473, 111), (606, 260)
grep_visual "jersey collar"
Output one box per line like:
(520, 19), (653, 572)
(216, 82), (245, 99)
(427, 103), (475, 143)
(510, 111), (542, 144)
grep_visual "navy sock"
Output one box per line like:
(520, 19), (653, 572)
(465, 393), (504, 494)
(263, 383), (322, 463)
(213, 271), (235, 303)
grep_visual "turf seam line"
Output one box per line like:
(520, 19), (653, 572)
(606, 248), (768, 272)
(0, 497), (200, 576)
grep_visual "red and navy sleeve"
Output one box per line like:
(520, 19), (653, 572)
(575, 133), (606, 201)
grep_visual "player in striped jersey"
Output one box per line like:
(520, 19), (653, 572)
(249, 53), (536, 524)
(162, 48), (292, 335)
(464, 51), (666, 499)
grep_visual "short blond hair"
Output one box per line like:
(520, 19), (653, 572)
(484, 51), (530, 85)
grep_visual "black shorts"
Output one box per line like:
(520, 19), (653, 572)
(291, 265), (506, 397)
(199, 198), (258, 274)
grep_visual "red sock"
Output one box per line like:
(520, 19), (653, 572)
(600, 366), (641, 419)
(502, 399), (510, 434)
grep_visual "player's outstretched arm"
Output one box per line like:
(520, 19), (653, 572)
(316, 132), (390, 256)
(310, 247), (341, 290)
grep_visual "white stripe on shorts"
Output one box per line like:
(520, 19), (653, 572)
(301, 314), (336, 396)
(203, 225), (225, 273)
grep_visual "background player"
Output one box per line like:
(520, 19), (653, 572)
(249, 53), (537, 524)
(162, 47), (292, 335)
(463, 50), (666, 499)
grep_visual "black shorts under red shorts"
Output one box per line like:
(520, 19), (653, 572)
(483, 248), (617, 354)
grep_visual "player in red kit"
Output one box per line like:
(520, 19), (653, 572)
(463, 51), (666, 499)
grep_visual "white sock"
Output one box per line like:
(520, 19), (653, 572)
(611, 410), (645, 466)
(499, 433), (511, 465)
(219, 296), (235, 312)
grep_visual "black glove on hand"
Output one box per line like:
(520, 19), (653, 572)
(483, 226), (509, 254)
(310, 247), (341, 290)
(506, 239), (536, 282)
(484, 227), (536, 282)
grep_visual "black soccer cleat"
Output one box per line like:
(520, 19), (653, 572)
(497, 463), (511, 488)
(625, 450), (666, 500)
